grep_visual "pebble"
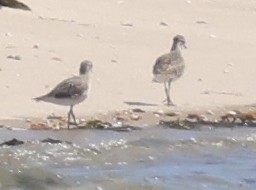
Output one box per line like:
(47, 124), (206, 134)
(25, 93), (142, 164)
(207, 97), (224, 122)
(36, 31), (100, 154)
(51, 57), (62, 62)
(196, 20), (207, 24)
(206, 110), (214, 115)
(111, 59), (118, 63)
(33, 44), (39, 49)
(160, 21), (168, 26)
(4, 32), (12, 37)
(165, 112), (180, 117)
(7, 55), (21, 61)
(130, 114), (141, 121)
(197, 78), (203, 82)
(131, 108), (145, 113)
(223, 69), (229, 74)
(154, 110), (164, 115)
(120, 21), (133, 27)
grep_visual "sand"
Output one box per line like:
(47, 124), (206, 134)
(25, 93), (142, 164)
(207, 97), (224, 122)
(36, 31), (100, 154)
(1, 0), (256, 124)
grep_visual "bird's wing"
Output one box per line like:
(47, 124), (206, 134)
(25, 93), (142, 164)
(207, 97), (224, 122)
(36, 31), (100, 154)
(153, 52), (184, 75)
(48, 76), (88, 99)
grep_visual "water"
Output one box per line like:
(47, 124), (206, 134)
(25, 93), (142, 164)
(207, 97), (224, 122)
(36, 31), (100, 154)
(0, 126), (256, 190)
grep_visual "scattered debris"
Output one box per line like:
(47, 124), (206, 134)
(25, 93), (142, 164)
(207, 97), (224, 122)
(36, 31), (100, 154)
(120, 21), (133, 27)
(33, 44), (39, 49)
(196, 20), (208, 24)
(223, 69), (229, 74)
(165, 112), (180, 117)
(197, 78), (203, 82)
(130, 114), (141, 121)
(159, 119), (195, 130)
(51, 57), (62, 62)
(201, 90), (243, 96)
(160, 21), (168, 26)
(7, 55), (21, 61)
(78, 120), (112, 129)
(111, 59), (118, 63)
(30, 123), (52, 130)
(153, 110), (164, 116)
(206, 110), (214, 115)
(131, 108), (145, 113)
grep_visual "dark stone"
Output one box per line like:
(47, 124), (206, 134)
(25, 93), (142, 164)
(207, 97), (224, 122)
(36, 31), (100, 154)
(41, 138), (71, 144)
(0, 0), (31, 11)
(0, 138), (24, 146)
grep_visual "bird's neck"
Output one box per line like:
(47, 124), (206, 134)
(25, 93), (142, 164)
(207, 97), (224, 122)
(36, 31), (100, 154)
(80, 73), (90, 79)
(171, 42), (182, 52)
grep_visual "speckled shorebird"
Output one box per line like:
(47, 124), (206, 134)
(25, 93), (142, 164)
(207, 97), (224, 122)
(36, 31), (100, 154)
(153, 35), (186, 106)
(34, 60), (93, 128)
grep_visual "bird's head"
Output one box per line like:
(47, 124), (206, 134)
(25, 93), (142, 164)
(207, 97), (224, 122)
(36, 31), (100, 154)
(173, 35), (187, 49)
(80, 60), (93, 75)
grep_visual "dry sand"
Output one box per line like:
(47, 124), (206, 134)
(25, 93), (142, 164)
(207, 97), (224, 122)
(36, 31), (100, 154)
(1, 0), (256, 124)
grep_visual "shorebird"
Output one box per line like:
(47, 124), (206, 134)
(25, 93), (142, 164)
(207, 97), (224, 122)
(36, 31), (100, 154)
(153, 35), (186, 106)
(34, 60), (93, 128)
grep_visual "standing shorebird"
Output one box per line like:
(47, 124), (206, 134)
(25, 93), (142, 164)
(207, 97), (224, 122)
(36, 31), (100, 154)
(153, 35), (186, 106)
(34, 60), (93, 128)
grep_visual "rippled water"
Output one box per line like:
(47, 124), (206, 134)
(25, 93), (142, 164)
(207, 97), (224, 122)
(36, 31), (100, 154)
(0, 126), (256, 190)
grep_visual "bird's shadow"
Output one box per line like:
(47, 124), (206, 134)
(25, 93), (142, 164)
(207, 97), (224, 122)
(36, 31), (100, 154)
(123, 101), (158, 107)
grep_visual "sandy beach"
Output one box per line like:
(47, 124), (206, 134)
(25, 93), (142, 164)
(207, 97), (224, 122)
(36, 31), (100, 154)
(1, 0), (256, 125)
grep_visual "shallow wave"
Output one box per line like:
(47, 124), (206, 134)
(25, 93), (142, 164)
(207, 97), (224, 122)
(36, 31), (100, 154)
(0, 127), (256, 189)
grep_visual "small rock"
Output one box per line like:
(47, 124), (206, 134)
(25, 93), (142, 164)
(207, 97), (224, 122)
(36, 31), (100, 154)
(7, 55), (21, 60)
(130, 114), (141, 121)
(197, 78), (203, 82)
(223, 69), (229, 74)
(196, 20), (207, 24)
(206, 110), (214, 115)
(165, 112), (180, 117)
(160, 21), (168, 26)
(131, 108), (145, 113)
(0, 138), (24, 146)
(111, 59), (117, 63)
(120, 21), (133, 27)
(154, 110), (164, 115)
(154, 113), (160, 118)
(25, 118), (32, 123)
(30, 123), (51, 130)
(51, 57), (62, 62)
(4, 32), (12, 37)
(227, 62), (234, 67)
(33, 44), (39, 49)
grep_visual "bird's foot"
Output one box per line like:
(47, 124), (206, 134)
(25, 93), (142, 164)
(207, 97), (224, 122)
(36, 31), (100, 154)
(67, 122), (78, 129)
(68, 122), (78, 126)
(162, 99), (176, 106)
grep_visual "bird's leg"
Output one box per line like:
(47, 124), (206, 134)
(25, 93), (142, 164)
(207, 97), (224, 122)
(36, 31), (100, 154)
(163, 82), (168, 103)
(70, 105), (78, 126)
(67, 107), (71, 129)
(67, 105), (77, 129)
(167, 79), (175, 106)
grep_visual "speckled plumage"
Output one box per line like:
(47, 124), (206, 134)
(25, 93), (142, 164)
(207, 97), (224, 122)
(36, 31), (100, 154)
(34, 60), (93, 128)
(153, 35), (186, 106)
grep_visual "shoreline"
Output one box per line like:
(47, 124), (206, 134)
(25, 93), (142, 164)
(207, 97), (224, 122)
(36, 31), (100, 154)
(1, 103), (256, 130)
